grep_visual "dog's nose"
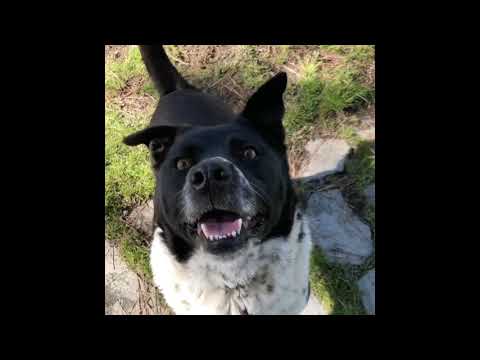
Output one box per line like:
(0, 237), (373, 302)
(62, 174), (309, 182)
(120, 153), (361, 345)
(189, 159), (233, 191)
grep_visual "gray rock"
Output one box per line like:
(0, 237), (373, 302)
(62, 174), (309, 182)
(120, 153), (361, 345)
(105, 239), (170, 315)
(105, 240), (141, 315)
(357, 270), (375, 315)
(300, 294), (327, 315)
(300, 139), (351, 178)
(127, 200), (154, 235)
(306, 190), (373, 265)
(364, 184), (375, 206)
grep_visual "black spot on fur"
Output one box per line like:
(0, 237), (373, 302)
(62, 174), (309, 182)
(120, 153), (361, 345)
(267, 284), (274, 293)
(296, 212), (302, 220)
(260, 272), (268, 284)
(298, 231), (304, 243)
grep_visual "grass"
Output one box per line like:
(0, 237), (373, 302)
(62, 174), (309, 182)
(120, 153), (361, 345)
(105, 46), (147, 93)
(309, 249), (366, 314)
(105, 45), (375, 314)
(105, 49), (156, 278)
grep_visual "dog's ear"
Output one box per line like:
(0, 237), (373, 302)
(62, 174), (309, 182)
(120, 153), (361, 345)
(139, 45), (195, 96)
(123, 126), (178, 167)
(240, 72), (288, 150)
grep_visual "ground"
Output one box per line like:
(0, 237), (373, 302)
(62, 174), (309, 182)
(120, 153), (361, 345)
(105, 45), (375, 315)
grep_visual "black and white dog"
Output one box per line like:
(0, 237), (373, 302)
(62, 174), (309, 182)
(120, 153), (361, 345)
(123, 46), (312, 315)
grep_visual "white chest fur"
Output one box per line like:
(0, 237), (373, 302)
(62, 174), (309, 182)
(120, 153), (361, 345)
(150, 209), (312, 315)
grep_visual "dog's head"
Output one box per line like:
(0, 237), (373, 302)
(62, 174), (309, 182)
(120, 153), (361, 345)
(124, 46), (296, 260)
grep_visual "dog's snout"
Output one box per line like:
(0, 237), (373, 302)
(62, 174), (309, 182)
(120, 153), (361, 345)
(211, 164), (230, 182)
(191, 169), (207, 190)
(189, 159), (233, 191)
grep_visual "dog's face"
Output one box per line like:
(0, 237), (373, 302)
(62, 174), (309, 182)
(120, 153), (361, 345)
(154, 120), (291, 256)
(124, 46), (296, 260)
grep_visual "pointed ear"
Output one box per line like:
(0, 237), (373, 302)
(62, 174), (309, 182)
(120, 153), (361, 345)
(241, 72), (288, 149)
(123, 126), (178, 168)
(123, 126), (177, 147)
(139, 45), (195, 96)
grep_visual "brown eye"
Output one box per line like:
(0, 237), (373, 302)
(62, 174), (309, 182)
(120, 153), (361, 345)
(243, 147), (257, 160)
(150, 139), (165, 153)
(176, 158), (193, 170)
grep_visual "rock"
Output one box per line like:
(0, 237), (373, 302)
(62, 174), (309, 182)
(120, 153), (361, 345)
(105, 240), (141, 315)
(300, 139), (351, 178)
(127, 200), (154, 235)
(105, 239), (170, 315)
(300, 294), (327, 315)
(305, 190), (373, 265)
(357, 270), (375, 315)
(364, 184), (375, 206)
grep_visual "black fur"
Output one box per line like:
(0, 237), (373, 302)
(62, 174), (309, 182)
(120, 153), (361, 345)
(124, 45), (296, 262)
(139, 45), (195, 95)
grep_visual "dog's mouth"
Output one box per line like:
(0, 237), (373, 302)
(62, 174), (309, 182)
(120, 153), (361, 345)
(186, 209), (265, 242)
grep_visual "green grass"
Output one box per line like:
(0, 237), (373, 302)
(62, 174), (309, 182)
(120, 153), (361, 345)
(105, 45), (375, 314)
(105, 46), (148, 93)
(106, 219), (153, 280)
(284, 55), (324, 133)
(345, 140), (375, 190)
(309, 248), (366, 314)
(283, 46), (374, 136)
(105, 107), (154, 214)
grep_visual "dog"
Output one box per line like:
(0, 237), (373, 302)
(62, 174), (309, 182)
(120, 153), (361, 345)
(123, 45), (312, 315)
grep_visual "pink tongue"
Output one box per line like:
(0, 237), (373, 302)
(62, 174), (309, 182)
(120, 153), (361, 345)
(200, 219), (242, 238)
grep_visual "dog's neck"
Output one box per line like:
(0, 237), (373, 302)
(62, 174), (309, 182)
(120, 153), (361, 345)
(150, 205), (312, 315)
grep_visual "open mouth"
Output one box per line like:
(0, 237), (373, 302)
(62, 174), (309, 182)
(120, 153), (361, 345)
(197, 210), (242, 241)
(191, 209), (265, 242)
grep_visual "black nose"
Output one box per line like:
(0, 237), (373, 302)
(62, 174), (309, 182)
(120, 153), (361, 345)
(189, 159), (233, 191)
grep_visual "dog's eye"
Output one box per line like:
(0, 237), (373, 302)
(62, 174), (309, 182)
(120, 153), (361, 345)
(176, 158), (193, 170)
(149, 139), (166, 153)
(243, 147), (257, 160)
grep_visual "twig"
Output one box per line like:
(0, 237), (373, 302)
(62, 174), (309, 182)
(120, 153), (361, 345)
(207, 77), (224, 89)
(112, 243), (115, 271)
(229, 76), (242, 92)
(130, 300), (138, 315)
(315, 184), (340, 192)
(283, 64), (300, 77)
(169, 55), (190, 66)
(137, 276), (143, 315)
(223, 85), (245, 101)
(119, 301), (129, 315)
